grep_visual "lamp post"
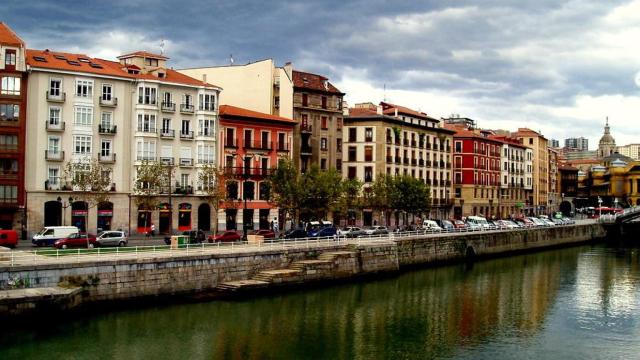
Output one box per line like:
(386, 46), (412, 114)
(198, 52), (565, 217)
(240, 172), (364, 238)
(57, 196), (73, 226)
(598, 196), (603, 217)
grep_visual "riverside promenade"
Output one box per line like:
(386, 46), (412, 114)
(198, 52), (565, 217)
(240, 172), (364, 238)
(0, 221), (605, 317)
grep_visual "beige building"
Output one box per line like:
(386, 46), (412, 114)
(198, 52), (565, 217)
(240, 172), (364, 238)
(514, 128), (549, 214)
(179, 59), (293, 119)
(25, 49), (221, 236)
(548, 147), (560, 213)
(617, 143), (640, 160)
(490, 135), (530, 218)
(345, 102), (454, 225)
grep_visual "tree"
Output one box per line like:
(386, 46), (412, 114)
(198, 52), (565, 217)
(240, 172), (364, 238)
(392, 175), (431, 225)
(298, 165), (343, 221)
(133, 160), (172, 234)
(198, 163), (227, 234)
(333, 178), (363, 225)
(267, 157), (301, 225)
(63, 157), (112, 247)
(366, 174), (394, 225)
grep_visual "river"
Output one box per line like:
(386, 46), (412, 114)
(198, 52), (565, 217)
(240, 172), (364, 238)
(1, 243), (639, 359)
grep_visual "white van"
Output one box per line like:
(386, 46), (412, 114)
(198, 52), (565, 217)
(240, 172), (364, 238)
(32, 226), (79, 246)
(466, 216), (490, 230)
(422, 220), (443, 232)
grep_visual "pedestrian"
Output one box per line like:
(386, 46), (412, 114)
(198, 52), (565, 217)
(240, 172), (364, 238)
(273, 218), (279, 235)
(270, 220), (275, 232)
(150, 223), (156, 237)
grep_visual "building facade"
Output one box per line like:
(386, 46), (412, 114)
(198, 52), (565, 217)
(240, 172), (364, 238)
(0, 23), (27, 232)
(344, 102), (454, 225)
(490, 135), (529, 218)
(514, 128), (549, 215)
(617, 143), (640, 160)
(24, 47), (221, 236)
(597, 118), (616, 158)
(292, 70), (344, 173)
(217, 105), (295, 232)
(565, 137), (589, 151)
(548, 147), (560, 213)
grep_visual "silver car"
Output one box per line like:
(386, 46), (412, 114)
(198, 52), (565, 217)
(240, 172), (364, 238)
(96, 230), (128, 247)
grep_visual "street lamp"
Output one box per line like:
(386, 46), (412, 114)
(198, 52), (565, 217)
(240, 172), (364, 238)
(57, 196), (73, 226)
(598, 196), (603, 217)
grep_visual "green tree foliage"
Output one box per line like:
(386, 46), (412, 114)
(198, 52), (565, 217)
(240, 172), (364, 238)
(267, 158), (300, 223)
(392, 175), (431, 222)
(133, 160), (172, 230)
(198, 163), (227, 233)
(366, 174), (394, 225)
(333, 177), (363, 222)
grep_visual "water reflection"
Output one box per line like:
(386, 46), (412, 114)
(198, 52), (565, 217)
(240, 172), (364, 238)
(2, 244), (640, 359)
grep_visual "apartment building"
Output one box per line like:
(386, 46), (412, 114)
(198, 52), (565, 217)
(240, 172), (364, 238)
(489, 135), (529, 218)
(179, 59), (294, 119)
(345, 102), (455, 224)
(0, 23), (27, 232)
(25, 47), (221, 235)
(218, 105), (295, 231)
(514, 128), (549, 215)
(548, 147), (560, 213)
(617, 143), (640, 160)
(565, 137), (589, 151)
(293, 70), (344, 173)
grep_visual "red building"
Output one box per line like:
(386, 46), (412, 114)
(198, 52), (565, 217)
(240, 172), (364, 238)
(0, 23), (27, 232)
(447, 124), (502, 218)
(218, 105), (295, 231)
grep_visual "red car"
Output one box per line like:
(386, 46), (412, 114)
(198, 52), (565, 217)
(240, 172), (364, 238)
(208, 230), (241, 243)
(253, 229), (276, 238)
(53, 233), (97, 249)
(452, 220), (468, 229)
(0, 230), (18, 248)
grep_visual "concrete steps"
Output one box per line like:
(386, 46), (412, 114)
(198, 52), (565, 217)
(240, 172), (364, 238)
(216, 279), (270, 292)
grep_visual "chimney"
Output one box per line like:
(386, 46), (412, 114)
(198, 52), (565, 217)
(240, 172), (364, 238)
(202, 74), (207, 84)
(394, 108), (398, 117)
(377, 105), (383, 115)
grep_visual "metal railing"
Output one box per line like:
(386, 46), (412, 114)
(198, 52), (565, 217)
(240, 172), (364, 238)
(0, 220), (593, 267)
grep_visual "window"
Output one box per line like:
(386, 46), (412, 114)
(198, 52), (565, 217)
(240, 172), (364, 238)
(74, 106), (93, 125)
(364, 146), (373, 162)
(321, 96), (327, 109)
(0, 135), (17, 150)
(162, 118), (171, 133)
(163, 92), (172, 105)
(1, 77), (20, 95)
(347, 166), (356, 179)
(365, 128), (373, 142)
(259, 182), (270, 201)
(183, 94), (193, 107)
(75, 79), (93, 97)
(49, 107), (61, 125)
(48, 136), (60, 153)
(101, 84), (112, 101)
(364, 166), (373, 182)
(197, 143), (215, 164)
(0, 185), (17, 203)
(336, 159), (342, 172)
(337, 118), (343, 129)
(137, 114), (156, 132)
(73, 135), (92, 154)
(49, 78), (61, 97)
(348, 128), (357, 142)
(136, 139), (156, 160)
(181, 119), (190, 134)
(455, 141), (462, 153)
(302, 93), (308, 107)
(101, 140), (112, 156)
(4, 50), (16, 66)
(48, 167), (60, 186)
(348, 146), (357, 162)
(138, 86), (157, 105)
(198, 118), (214, 136)
(529, 138), (533, 145)
(243, 181), (255, 200)
(145, 58), (159, 67)
(227, 181), (239, 199)
(198, 93), (216, 111)
(244, 129), (253, 148)
(321, 116), (328, 130)
(336, 139), (342, 152)
(0, 104), (19, 121)
(320, 158), (327, 170)
(101, 112), (112, 128)
(180, 174), (189, 188)
(320, 138), (327, 151)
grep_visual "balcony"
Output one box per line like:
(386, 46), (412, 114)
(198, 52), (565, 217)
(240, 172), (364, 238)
(395, 157), (401, 165)
(45, 150), (64, 161)
(179, 131), (194, 140)
(426, 160), (432, 167)
(224, 167), (272, 177)
(0, 118), (19, 127)
(180, 104), (195, 114)
(198, 129), (215, 138)
(137, 126), (156, 134)
(300, 124), (312, 134)
(419, 159), (424, 166)
(440, 161), (445, 168)
(244, 140), (272, 151)
(161, 102), (176, 112)
(386, 137), (392, 144)
(386, 155), (393, 164)
(0, 170), (18, 180)
(411, 140), (417, 147)
(160, 129), (175, 138)
(446, 180), (452, 186)
(99, 97), (118, 107)
(136, 156), (156, 162)
(440, 180), (446, 187)
(411, 159), (417, 166)
(46, 91), (65, 103)
(160, 157), (174, 166)
(98, 124), (117, 135)
(45, 121), (65, 131)
(425, 179), (431, 186)
(403, 139), (409, 146)
(433, 161), (439, 168)
(446, 162), (451, 169)
(179, 158), (193, 167)
(173, 185), (194, 195)
(276, 142), (290, 152)
(446, 145), (451, 152)
(425, 143), (431, 149)
(224, 139), (238, 148)
(98, 153), (116, 163)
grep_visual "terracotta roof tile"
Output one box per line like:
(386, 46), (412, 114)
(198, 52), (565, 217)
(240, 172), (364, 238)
(117, 51), (168, 60)
(26, 49), (219, 88)
(220, 105), (296, 124)
(0, 22), (24, 47)
(379, 101), (435, 121)
(293, 70), (343, 94)
(348, 107), (379, 117)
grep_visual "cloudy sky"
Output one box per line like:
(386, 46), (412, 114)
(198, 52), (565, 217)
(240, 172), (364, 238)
(4, 0), (640, 149)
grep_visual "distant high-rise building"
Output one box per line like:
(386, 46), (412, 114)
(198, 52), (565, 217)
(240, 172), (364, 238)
(550, 139), (560, 148)
(565, 137), (589, 151)
(617, 144), (640, 160)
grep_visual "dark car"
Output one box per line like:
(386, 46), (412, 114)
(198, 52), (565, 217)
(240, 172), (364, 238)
(253, 229), (276, 239)
(164, 230), (206, 245)
(283, 229), (308, 240)
(53, 233), (97, 249)
(208, 230), (241, 243)
(309, 227), (337, 238)
(436, 219), (455, 231)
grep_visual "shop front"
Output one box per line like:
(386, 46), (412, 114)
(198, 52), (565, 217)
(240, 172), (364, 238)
(71, 201), (88, 232)
(178, 203), (192, 231)
(97, 202), (113, 231)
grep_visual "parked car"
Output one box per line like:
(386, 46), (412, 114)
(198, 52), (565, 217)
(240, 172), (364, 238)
(32, 226), (79, 247)
(467, 216), (490, 230)
(309, 226), (337, 238)
(283, 228), (309, 240)
(96, 230), (128, 247)
(0, 229), (18, 248)
(436, 220), (455, 231)
(466, 222), (482, 231)
(563, 217), (575, 225)
(339, 227), (366, 238)
(452, 220), (468, 230)
(528, 217), (547, 227)
(422, 220), (443, 232)
(514, 217), (535, 228)
(53, 233), (97, 249)
(365, 225), (389, 236)
(208, 231), (241, 243)
(253, 229), (276, 239)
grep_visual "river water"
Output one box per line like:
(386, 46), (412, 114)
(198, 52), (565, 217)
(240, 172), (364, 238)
(2, 243), (640, 359)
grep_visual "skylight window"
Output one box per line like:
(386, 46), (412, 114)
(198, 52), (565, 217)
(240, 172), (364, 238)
(67, 60), (81, 66)
(54, 55), (66, 60)
(89, 63), (104, 69)
(78, 57), (91, 63)
(33, 56), (47, 62)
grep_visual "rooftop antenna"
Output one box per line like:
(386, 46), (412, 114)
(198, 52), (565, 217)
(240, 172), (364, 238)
(229, 54), (234, 65)
(159, 39), (165, 55)
(383, 83), (387, 102)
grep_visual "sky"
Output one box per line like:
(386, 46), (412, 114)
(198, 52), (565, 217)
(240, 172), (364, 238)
(3, 0), (640, 149)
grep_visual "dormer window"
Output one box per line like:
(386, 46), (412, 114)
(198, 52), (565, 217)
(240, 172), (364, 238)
(145, 58), (159, 67)
(4, 50), (16, 67)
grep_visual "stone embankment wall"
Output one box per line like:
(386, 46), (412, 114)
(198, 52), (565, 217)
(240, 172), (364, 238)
(0, 224), (605, 316)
